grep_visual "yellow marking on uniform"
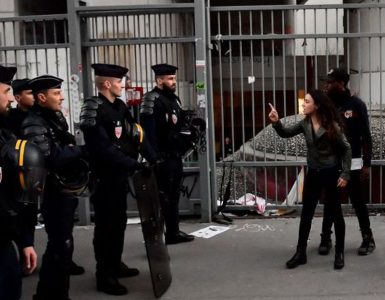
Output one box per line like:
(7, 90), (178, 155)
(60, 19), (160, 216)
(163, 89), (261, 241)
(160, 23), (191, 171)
(15, 139), (22, 150)
(136, 123), (144, 143)
(19, 140), (27, 167)
(19, 172), (25, 190)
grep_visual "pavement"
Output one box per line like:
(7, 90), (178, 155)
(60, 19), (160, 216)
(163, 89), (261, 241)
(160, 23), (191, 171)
(21, 215), (385, 300)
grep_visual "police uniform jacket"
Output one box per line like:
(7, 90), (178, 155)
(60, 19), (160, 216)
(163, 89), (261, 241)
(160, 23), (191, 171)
(0, 120), (34, 248)
(5, 107), (28, 137)
(80, 93), (140, 177)
(330, 89), (372, 167)
(20, 105), (82, 176)
(140, 87), (186, 159)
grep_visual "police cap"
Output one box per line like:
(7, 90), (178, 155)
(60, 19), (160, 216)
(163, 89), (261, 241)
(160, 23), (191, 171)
(12, 78), (31, 95)
(91, 63), (128, 78)
(29, 75), (63, 93)
(322, 68), (350, 84)
(0, 65), (17, 85)
(151, 64), (178, 76)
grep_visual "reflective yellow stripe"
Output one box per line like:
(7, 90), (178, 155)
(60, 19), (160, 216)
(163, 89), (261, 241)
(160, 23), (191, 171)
(19, 172), (25, 190)
(15, 139), (22, 150)
(19, 140), (27, 167)
(135, 123), (144, 143)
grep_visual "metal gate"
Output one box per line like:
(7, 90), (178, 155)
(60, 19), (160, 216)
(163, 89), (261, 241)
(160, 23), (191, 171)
(73, 2), (212, 220)
(1, 1), (385, 223)
(209, 3), (385, 213)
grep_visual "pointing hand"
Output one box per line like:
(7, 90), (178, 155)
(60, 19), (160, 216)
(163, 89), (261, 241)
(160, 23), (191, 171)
(268, 103), (279, 124)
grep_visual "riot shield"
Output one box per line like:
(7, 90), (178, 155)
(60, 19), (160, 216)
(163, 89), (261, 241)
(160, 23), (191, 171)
(133, 168), (172, 298)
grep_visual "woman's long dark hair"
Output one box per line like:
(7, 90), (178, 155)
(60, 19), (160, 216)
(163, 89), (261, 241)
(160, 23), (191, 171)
(307, 89), (343, 141)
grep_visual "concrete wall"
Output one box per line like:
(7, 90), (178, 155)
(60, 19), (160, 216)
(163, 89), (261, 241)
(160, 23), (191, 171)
(349, 0), (385, 107)
(294, 0), (344, 56)
(0, 0), (16, 17)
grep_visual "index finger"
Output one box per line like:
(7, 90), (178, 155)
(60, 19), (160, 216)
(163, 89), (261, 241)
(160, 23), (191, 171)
(268, 102), (276, 111)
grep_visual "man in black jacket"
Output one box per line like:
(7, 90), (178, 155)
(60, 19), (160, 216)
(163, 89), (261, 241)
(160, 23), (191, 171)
(21, 75), (87, 300)
(0, 65), (38, 300)
(319, 68), (375, 256)
(5, 78), (34, 136)
(140, 64), (195, 245)
(7, 78), (84, 278)
(6, 78), (33, 134)
(80, 63), (155, 296)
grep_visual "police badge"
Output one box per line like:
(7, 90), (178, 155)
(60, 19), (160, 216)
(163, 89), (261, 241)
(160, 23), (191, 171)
(115, 121), (122, 139)
(172, 114), (178, 124)
(344, 110), (353, 118)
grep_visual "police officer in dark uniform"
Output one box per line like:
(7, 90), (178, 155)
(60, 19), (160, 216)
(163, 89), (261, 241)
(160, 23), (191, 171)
(80, 63), (153, 296)
(6, 78), (84, 278)
(20, 75), (87, 300)
(319, 68), (375, 256)
(5, 78), (39, 277)
(0, 65), (41, 300)
(5, 78), (34, 137)
(140, 64), (195, 245)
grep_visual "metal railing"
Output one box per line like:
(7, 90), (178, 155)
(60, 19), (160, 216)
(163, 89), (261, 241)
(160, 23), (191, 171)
(1, 1), (385, 223)
(209, 3), (385, 211)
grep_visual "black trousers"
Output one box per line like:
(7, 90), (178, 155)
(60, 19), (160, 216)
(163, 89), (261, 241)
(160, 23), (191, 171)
(0, 241), (22, 300)
(35, 186), (78, 300)
(297, 166), (345, 252)
(92, 176), (128, 279)
(322, 169), (371, 236)
(157, 157), (183, 236)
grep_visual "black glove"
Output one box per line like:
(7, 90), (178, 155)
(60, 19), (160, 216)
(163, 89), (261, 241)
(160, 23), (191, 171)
(191, 117), (206, 131)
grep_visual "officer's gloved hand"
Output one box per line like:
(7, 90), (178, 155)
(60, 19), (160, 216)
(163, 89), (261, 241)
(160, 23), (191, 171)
(191, 117), (206, 131)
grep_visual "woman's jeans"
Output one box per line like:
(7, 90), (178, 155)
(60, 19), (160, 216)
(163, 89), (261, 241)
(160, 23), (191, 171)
(297, 166), (345, 253)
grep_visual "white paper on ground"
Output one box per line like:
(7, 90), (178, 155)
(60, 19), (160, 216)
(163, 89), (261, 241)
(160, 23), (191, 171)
(190, 225), (230, 239)
(351, 158), (363, 170)
(126, 217), (141, 224)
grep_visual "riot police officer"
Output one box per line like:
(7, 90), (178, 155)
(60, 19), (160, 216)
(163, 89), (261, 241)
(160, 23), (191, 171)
(21, 75), (87, 300)
(80, 63), (154, 296)
(140, 64), (195, 245)
(6, 78), (84, 278)
(5, 78), (34, 137)
(0, 65), (41, 300)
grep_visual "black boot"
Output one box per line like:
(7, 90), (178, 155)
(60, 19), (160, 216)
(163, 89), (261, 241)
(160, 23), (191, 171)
(115, 262), (139, 278)
(286, 249), (307, 269)
(96, 276), (128, 296)
(70, 260), (85, 276)
(165, 231), (195, 245)
(358, 231), (375, 256)
(318, 233), (332, 255)
(334, 251), (344, 270)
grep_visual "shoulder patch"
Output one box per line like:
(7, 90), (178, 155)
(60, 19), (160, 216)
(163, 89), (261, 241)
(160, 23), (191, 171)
(20, 115), (50, 156)
(140, 91), (159, 115)
(79, 97), (102, 129)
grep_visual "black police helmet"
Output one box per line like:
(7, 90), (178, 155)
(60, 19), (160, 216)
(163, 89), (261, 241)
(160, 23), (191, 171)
(126, 122), (144, 146)
(54, 158), (89, 196)
(1, 139), (46, 202)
